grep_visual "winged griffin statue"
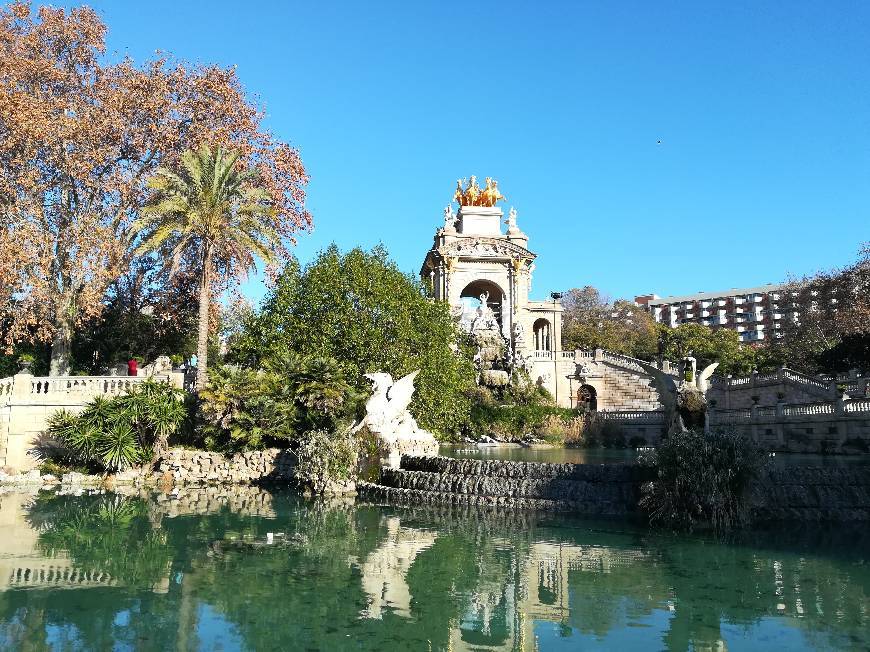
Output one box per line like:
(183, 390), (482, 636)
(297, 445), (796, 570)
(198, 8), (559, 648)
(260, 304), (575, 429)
(637, 357), (718, 435)
(353, 370), (438, 468)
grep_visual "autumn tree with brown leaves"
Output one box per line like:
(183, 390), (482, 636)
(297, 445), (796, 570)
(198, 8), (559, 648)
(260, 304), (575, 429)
(0, 2), (310, 375)
(764, 243), (870, 373)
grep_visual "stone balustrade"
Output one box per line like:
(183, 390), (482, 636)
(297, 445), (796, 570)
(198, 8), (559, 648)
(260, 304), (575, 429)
(709, 397), (870, 452)
(29, 375), (150, 397)
(845, 398), (870, 413)
(712, 366), (867, 397)
(1, 369), (185, 471)
(783, 402), (835, 417)
(597, 410), (666, 423)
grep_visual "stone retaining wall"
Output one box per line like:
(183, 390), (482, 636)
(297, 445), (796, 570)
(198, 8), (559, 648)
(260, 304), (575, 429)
(751, 467), (870, 521)
(154, 448), (296, 486)
(359, 455), (870, 521)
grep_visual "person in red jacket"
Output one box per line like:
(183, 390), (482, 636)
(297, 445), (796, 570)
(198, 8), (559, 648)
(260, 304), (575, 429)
(127, 358), (138, 376)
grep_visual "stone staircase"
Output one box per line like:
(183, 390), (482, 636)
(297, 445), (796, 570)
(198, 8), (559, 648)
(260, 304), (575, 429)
(600, 368), (663, 411)
(358, 456), (649, 516)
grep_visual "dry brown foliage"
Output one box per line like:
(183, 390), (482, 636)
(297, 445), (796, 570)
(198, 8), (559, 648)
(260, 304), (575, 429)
(0, 2), (310, 371)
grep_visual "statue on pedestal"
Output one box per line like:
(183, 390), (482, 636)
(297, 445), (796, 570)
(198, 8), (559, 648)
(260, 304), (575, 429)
(442, 205), (457, 232)
(354, 370), (437, 469)
(452, 176), (506, 207)
(638, 358), (719, 435)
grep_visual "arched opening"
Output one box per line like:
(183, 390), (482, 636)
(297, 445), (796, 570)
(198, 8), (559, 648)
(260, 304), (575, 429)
(576, 384), (597, 411)
(459, 280), (504, 331)
(533, 318), (552, 352)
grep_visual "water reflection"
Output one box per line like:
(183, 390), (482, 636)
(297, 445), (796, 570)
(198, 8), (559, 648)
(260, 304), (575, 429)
(0, 487), (867, 651)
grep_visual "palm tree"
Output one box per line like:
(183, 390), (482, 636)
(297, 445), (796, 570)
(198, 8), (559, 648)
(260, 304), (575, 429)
(132, 145), (279, 389)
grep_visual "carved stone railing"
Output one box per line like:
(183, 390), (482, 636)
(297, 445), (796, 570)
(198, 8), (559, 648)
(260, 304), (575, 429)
(845, 398), (870, 413)
(0, 370), (184, 406)
(782, 368), (831, 391)
(29, 375), (149, 398)
(711, 408), (752, 423)
(710, 367), (846, 399)
(783, 402), (835, 417)
(596, 410), (666, 423)
(710, 397), (870, 425)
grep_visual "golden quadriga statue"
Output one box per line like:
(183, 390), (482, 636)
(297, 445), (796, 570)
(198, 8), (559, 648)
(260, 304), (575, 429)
(453, 176), (506, 207)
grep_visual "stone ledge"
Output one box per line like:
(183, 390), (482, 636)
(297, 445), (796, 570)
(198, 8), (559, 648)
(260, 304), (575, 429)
(400, 455), (652, 482)
(381, 468), (638, 502)
(357, 482), (633, 516)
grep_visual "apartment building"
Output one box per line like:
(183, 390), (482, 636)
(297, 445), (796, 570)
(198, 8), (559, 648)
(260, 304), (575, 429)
(634, 284), (789, 342)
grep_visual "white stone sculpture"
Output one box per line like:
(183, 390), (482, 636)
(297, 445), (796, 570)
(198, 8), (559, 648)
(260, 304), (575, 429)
(637, 359), (719, 434)
(443, 205), (457, 232)
(470, 291), (499, 331)
(355, 370), (438, 468)
(505, 206), (521, 235)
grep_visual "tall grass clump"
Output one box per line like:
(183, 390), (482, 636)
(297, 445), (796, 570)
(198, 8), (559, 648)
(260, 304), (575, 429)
(638, 429), (767, 532)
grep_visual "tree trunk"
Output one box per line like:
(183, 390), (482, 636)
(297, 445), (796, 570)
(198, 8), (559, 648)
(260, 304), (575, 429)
(49, 314), (73, 377)
(195, 247), (212, 390)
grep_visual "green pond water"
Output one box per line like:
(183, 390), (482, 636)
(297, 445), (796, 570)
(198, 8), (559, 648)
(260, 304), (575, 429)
(440, 444), (870, 467)
(0, 488), (868, 651)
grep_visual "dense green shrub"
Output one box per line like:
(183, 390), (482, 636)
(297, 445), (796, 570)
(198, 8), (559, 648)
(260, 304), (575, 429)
(197, 355), (361, 452)
(639, 429), (767, 532)
(229, 246), (477, 438)
(468, 399), (580, 442)
(293, 429), (359, 494)
(44, 380), (188, 472)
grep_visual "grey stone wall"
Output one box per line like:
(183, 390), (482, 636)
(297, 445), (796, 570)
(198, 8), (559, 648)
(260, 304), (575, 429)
(752, 467), (870, 521)
(154, 448), (296, 486)
(359, 455), (870, 522)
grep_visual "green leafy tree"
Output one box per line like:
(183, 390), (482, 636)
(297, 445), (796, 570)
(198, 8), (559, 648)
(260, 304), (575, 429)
(657, 323), (757, 375)
(132, 145), (282, 389)
(561, 286), (657, 359)
(70, 254), (199, 373)
(231, 245), (476, 438)
(761, 244), (870, 374)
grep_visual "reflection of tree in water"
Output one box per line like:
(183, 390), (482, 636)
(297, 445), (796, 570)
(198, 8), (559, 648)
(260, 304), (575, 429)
(29, 493), (173, 590)
(3, 491), (869, 651)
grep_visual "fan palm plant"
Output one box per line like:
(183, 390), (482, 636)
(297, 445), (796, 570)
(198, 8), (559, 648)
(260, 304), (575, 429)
(132, 145), (280, 389)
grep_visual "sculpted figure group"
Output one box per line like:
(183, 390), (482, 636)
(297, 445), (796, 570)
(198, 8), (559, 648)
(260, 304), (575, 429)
(453, 175), (506, 207)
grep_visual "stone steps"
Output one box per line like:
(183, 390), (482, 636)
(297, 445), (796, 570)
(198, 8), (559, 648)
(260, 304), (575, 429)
(357, 482), (632, 515)
(357, 456), (648, 515)
(381, 469), (636, 503)
(602, 370), (662, 411)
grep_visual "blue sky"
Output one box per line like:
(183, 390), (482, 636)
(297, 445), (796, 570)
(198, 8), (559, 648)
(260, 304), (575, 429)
(68, 1), (868, 304)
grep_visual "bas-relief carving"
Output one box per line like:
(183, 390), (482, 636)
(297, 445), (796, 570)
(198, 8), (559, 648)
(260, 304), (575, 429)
(438, 237), (534, 260)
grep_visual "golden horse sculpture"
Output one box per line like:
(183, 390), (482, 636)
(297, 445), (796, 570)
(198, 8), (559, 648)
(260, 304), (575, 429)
(453, 176), (506, 207)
